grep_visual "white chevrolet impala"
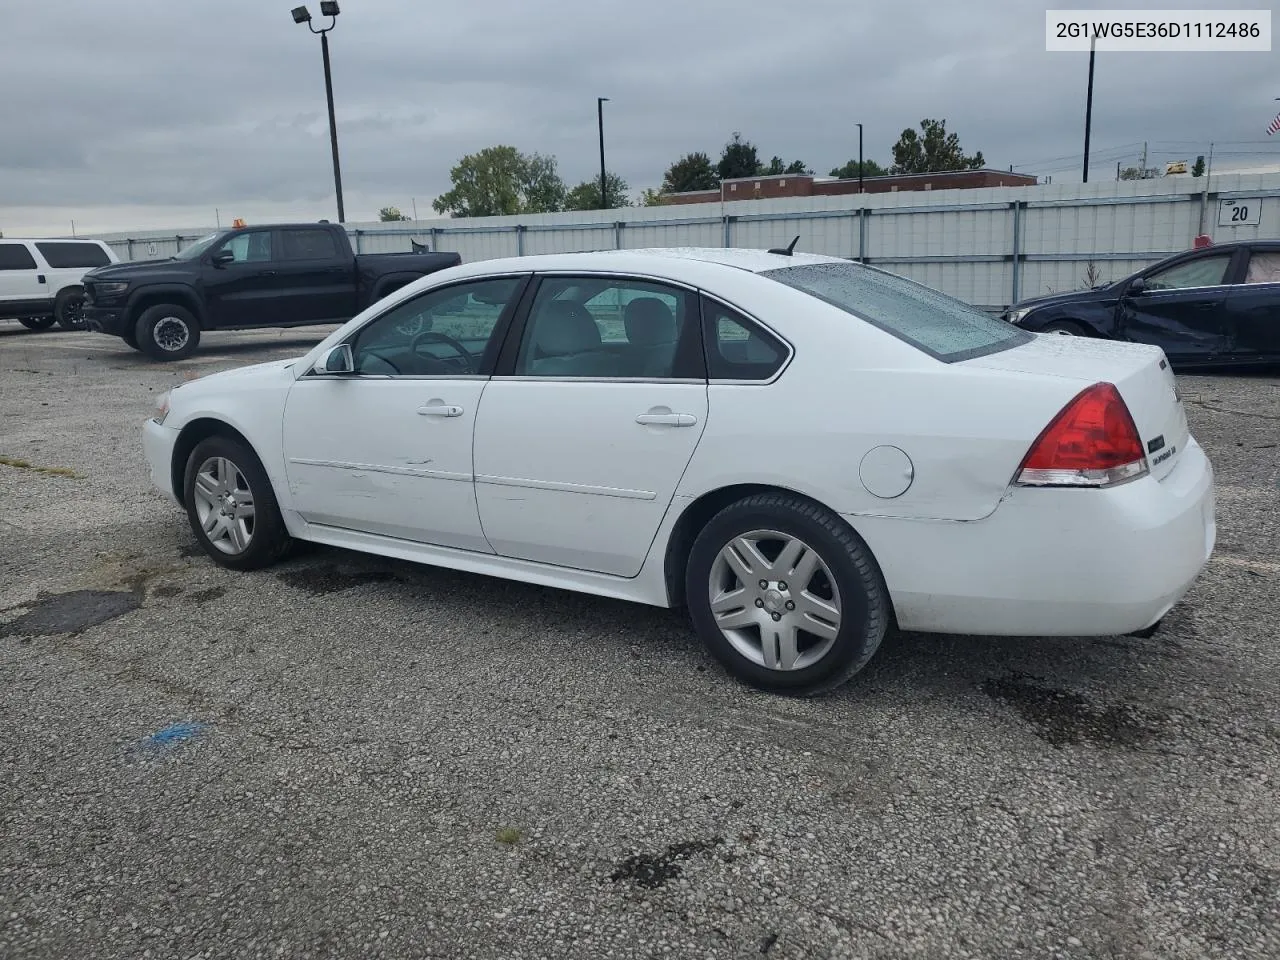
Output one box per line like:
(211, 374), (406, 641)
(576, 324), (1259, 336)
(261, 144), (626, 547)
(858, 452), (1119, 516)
(143, 248), (1215, 695)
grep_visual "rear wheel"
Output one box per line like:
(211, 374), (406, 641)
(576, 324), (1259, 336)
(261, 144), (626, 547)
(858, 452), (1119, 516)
(183, 435), (292, 570)
(685, 492), (890, 696)
(136, 304), (201, 361)
(54, 288), (86, 330)
(18, 316), (56, 331)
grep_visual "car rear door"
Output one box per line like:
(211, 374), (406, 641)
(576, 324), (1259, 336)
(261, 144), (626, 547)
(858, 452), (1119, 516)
(0, 242), (49, 315)
(471, 273), (708, 578)
(1118, 249), (1241, 362)
(1221, 247), (1280, 361)
(273, 228), (359, 324)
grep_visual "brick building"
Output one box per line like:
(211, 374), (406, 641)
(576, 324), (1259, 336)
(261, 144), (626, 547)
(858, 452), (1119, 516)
(658, 168), (1038, 205)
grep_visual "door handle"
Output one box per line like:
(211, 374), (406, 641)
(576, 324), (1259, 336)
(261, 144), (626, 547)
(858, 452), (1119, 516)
(260, 270), (278, 277)
(37, 275), (46, 284)
(418, 403), (464, 417)
(635, 412), (697, 427)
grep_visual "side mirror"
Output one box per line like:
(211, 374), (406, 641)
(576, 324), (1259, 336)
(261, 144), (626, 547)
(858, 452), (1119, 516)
(211, 249), (235, 267)
(1128, 277), (1148, 296)
(313, 343), (354, 375)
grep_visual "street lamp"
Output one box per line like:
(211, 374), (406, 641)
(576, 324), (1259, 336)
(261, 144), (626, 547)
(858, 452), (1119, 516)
(1082, 35), (1097, 183)
(292, 3), (346, 222)
(856, 122), (864, 194)
(597, 97), (610, 209)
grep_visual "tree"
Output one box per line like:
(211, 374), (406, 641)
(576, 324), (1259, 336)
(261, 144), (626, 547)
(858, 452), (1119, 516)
(640, 187), (667, 206)
(890, 119), (985, 174)
(661, 152), (719, 194)
(378, 206), (410, 222)
(564, 172), (632, 211)
(1118, 166), (1143, 181)
(829, 158), (890, 179)
(717, 133), (762, 181)
(762, 156), (812, 176)
(1192, 155), (1206, 177)
(431, 146), (566, 217)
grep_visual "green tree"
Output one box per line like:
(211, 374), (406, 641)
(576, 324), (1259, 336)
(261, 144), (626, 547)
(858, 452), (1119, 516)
(378, 206), (410, 222)
(1119, 166), (1143, 181)
(829, 158), (890, 179)
(890, 119), (985, 174)
(717, 132), (762, 181)
(1191, 155), (1206, 177)
(639, 187), (667, 206)
(431, 146), (566, 217)
(762, 156), (812, 175)
(660, 152), (719, 193)
(564, 172), (632, 210)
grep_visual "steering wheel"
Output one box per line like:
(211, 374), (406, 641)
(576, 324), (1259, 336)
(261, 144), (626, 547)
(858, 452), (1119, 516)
(409, 330), (473, 373)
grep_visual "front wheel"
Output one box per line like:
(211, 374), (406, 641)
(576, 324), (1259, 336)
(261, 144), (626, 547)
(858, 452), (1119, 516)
(136, 304), (201, 360)
(183, 435), (292, 570)
(1040, 320), (1088, 336)
(685, 492), (891, 696)
(18, 316), (56, 331)
(54, 288), (86, 330)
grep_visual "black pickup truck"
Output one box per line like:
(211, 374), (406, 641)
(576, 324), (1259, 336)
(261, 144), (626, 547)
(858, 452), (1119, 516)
(81, 222), (461, 360)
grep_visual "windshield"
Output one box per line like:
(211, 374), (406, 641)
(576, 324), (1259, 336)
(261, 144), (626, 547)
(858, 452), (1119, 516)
(173, 233), (221, 261)
(762, 261), (1031, 362)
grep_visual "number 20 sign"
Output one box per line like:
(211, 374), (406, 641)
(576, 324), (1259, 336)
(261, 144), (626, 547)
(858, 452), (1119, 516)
(1218, 198), (1261, 227)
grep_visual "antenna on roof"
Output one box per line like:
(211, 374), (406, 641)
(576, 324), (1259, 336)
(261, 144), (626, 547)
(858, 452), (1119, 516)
(768, 235), (800, 256)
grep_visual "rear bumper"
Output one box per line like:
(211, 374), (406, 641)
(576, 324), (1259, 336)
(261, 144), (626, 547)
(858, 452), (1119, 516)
(143, 418), (180, 503)
(83, 304), (129, 336)
(850, 437), (1216, 637)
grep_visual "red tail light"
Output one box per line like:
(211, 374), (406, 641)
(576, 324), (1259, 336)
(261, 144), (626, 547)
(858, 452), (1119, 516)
(1015, 382), (1148, 488)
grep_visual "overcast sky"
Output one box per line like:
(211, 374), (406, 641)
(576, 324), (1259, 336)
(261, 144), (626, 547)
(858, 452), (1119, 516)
(1, 0), (1276, 235)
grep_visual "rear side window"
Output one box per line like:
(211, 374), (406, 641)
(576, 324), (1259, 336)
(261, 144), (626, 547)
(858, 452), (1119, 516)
(34, 242), (111, 269)
(279, 229), (339, 261)
(0, 244), (38, 271)
(701, 297), (787, 381)
(762, 261), (1030, 363)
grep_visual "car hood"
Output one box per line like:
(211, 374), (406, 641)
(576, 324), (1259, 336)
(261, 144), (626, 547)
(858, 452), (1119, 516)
(85, 260), (189, 282)
(176, 358), (296, 394)
(1010, 283), (1123, 313)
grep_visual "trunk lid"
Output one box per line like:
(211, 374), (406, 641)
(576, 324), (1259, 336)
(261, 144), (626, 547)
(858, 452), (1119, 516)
(963, 334), (1189, 481)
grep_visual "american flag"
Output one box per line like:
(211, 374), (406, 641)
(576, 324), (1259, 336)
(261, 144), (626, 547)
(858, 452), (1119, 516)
(1270, 111), (1280, 136)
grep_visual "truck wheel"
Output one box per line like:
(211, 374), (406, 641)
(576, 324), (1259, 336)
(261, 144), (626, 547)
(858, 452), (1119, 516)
(136, 304), (201, 361)
(54, 288), (87, 330)
(121, 326), (142, 351)
(18, 316), (57, 331)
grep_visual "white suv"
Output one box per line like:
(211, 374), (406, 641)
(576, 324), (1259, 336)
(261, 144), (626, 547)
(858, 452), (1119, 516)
(0, 238), (120, 331)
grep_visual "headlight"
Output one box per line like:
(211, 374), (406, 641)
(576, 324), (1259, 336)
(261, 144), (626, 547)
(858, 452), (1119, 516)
(1008, 307), (1032, 325)
(96, 281), (130, 296)
(154, 391), (171, 425)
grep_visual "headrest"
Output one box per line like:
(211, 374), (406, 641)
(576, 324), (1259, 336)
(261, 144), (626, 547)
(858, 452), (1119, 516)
(534, 301), (602, 355)
(623, 297), (677, 347)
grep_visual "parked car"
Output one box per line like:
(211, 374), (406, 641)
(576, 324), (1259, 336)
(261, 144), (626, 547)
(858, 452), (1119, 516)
(143, 248), (1215, 696)
(1005, 240), (1280, 368)
(0, 238), (119, 331)
(81, 222), (461, 360)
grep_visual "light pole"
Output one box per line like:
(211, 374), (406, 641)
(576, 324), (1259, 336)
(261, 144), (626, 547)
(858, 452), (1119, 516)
(1082, 35), (1096, 183)
(597, 97), (610, 209)
(292, 3), (346, 222)
(857, 122), (864, 194)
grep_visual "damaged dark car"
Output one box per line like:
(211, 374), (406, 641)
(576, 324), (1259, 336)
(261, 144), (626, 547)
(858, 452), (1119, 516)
(1004, 240), (1280, 369)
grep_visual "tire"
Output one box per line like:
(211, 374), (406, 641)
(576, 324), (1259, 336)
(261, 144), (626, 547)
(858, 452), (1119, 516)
(183, 435), (292, 571)
(120, 326), (142, 351)
(136, 304), (201, 361)
(54, 287), (87, 330)
(685, 492), (890, 697)
(18, 316), (56, 331)
(1040, 320), (1088, 336)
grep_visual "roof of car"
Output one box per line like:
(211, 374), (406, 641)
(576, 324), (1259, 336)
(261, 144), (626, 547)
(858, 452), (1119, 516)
(445, 247), (848, 278)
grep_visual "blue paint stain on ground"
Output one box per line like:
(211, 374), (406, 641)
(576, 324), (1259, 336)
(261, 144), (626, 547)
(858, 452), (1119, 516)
(129, 721), (209, 757)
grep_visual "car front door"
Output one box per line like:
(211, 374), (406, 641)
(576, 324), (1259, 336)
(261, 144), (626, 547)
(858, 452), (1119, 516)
(1221, 248), (1280, 361)
(273, 228), (358, 324)
(471, 274), (708, 578)
(202, 229), (282, 328)
(281, 274), (529, 551)
(1118, 250), (1239, 362)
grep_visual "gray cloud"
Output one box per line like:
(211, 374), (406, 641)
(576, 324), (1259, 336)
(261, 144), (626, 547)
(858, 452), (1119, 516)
(1, 0), (1276, 233)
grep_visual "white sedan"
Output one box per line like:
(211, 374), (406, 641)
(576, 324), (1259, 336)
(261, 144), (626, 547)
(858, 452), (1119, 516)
(143, 247), (1216, 695)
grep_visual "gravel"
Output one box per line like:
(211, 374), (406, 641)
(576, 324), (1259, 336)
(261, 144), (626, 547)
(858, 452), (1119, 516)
(2, 323), (1278, 959)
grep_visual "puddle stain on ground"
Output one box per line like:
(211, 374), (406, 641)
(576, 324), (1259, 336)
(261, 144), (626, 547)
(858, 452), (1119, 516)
(276, 564), (400, 596)
(151, 584), (183, 598)
(610, 837), (723, 889)
(188, 586), (227, 604)
(0, 590), (141, 638)
(981, 675), (1165, 748)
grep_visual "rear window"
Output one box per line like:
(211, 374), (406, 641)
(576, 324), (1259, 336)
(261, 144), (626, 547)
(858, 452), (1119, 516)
(762, 261), (1030, 362)
(34, 242), (112, 269)
(0, 244), (38, 271)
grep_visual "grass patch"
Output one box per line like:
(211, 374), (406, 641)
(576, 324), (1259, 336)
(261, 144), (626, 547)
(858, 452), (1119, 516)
(495, 827), (523, 846)
(0, 456), (84, 479)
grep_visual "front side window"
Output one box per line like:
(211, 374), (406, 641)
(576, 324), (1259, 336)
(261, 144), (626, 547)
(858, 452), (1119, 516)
(1244, 251), (1280, 285)
(279, 229), (339, 261)
(514, 276), (700, 378)
(762, 261), (1029, 363)
(1145, 254), (1232, 291)
(349, 276), (523, 376)
(0, 244), (38, 271)
(34, 242), (111, 269)
(216, 231), (273, 264)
